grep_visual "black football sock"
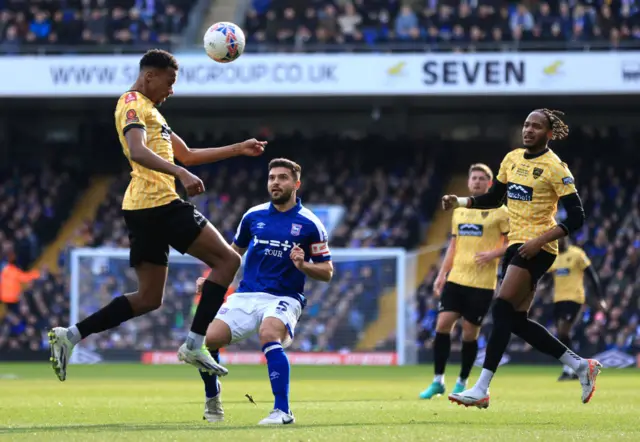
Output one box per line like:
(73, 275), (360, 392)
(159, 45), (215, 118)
(558, 334), (572, 351)
(482, 298), (514, 373)
(511, 312), (567, 360)
(459, 340), (478, 381)
(433, 332), (451, 380)
(76, 295), (135, 339)
(188, 280), (227, 349)
(200, 350), (221, 398)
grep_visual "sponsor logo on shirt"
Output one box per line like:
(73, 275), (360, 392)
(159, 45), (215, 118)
(458, 223), (484, 237)
(507, 182), (533, 202)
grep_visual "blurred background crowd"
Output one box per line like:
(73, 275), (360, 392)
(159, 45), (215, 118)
(1, 1), (639, 52)
(1, 0), (639, 366)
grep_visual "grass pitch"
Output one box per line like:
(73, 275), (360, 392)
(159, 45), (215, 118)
(0, 363), (638, 441)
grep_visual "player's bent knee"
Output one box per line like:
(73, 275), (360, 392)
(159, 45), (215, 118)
(129, 290), (163, 314)
(462, 321), (481, 341)
(435, 312), (458, 333)
(259, 318), (288, 346)
(205, 319), (232, 350)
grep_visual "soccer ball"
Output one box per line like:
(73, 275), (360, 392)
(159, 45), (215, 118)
(203, 22), (246, 63)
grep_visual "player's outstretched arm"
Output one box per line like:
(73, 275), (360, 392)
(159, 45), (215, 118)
(290, 246), (333, 282)
(442, 181), (507, 211)
(171, 132), (267, 167)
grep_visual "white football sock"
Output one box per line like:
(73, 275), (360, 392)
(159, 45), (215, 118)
(67, 326), (81, 345)
(433, 374), (444, 384)
(186, 332), (205, 350)
(475, 369), (494, 393)
(559, 350), (583, 372)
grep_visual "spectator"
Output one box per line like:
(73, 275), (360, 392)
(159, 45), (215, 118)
(510, 4), (535, 33)
(395, 5), (419, 40)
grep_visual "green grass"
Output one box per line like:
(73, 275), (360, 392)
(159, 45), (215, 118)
(0, 363), (638, 441)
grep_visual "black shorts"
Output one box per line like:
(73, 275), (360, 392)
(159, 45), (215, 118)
(440, 282), (494, 326)
(501, 243), (556, 288)
(553, 301), (582, 324)
(123, 199), (208, 267)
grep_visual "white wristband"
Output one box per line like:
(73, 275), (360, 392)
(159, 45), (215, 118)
(457, 197), (470, 208)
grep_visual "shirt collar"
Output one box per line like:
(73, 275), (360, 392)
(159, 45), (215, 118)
(269, 197), (302, 215)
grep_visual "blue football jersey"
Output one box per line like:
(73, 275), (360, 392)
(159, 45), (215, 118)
(233, 198), (332, 307)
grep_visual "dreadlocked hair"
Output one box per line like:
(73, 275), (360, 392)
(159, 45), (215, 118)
(535, 108), (569, 140)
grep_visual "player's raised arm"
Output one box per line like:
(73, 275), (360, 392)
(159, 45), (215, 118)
(171, 132), (267, 167)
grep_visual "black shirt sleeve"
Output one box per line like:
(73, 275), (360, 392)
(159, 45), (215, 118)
(470, 180), (507, 209)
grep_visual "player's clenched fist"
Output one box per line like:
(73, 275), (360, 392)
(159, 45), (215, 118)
(442, 195), (459, 211)
(290, 245), (305, 269)
(177, 168), (205, 196)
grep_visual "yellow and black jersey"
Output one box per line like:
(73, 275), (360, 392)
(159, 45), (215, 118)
(447, 205), (509, 290)
(549, 245), (591, 304)
(496, 148), (577, 255)
(115, 91), (179, 210)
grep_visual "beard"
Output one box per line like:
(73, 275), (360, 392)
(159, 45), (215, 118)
(270, 188), (294, 204)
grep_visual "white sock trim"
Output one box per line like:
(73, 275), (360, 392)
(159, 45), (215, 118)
(263, 344), (283, 354)
(186, 332), (205, 350)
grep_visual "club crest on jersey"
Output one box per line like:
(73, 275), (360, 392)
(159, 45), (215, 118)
(481, 211), (489, 219)
(125, 92), (137, 104)
(533, 167), (544, 179)
(125, 109), (139, 124)
(562, 176), (574, 185)
(290, 223), (302, 236)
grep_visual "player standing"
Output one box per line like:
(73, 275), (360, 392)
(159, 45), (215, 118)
(197, 158), (333, 425)
(420, 164), (508, 399)
(48, 49), (267, 381)
(545, 236), (605, 381)
(443, 109), (601, 408)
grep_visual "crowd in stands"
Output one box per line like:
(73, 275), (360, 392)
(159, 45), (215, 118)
(246, 1), (640, 51)
(416, 127), (640, 358)
(0, 0), (196, 52)
(3, 128), (640, 359)
(2, 1), (640, 53)
(0, 134), (447, 352)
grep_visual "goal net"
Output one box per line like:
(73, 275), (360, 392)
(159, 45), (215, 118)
(68, 247), (419, 366)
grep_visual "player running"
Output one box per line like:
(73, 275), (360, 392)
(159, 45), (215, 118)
(48, 49), (267, 381)
(420, 164), (508, 399)
(198, 158), (333, 425)
(544, 237), (605, 381)
(443, 109), (602, 408)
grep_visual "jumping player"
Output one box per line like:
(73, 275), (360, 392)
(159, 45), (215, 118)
(443, 109), (601, 408)
(545, 236), (605, 381)
(48, 49), (267, 381)
(199, 158), (333, 425)
(420, 164), (508, 399)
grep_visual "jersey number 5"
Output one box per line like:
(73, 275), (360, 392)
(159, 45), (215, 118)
(275, 300), (288, 312)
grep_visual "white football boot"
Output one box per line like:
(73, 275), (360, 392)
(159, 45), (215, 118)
(576, 359), (602, 404)
(48, 327), (75, 381)
(203, 380), (224, 422)
(448, 385), (490, 409)
(258, 409), (295, 425)
(177, 343), (228, 376)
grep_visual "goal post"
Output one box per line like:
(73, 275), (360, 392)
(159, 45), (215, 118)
(68, 247), (419, 366)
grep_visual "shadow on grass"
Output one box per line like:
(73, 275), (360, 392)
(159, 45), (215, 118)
(0, 420), (559, 435)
